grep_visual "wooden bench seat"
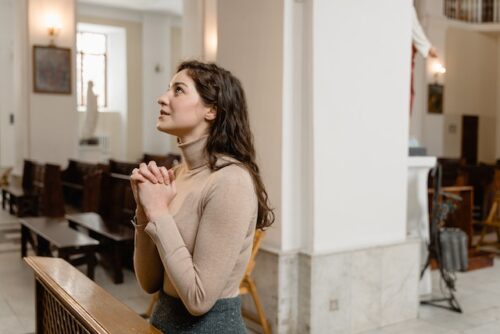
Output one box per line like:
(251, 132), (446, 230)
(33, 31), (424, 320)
(66, 212), (134, 284)
(67, 212), (134, 241)
(20, 217), (99, 279)
(1, 184), (38, 216)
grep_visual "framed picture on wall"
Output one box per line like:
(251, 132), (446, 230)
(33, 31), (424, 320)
(428, 83), (444, 114)
(33, 45), (71, 94)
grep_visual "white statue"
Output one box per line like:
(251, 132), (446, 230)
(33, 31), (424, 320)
(81, 80), (99, 141)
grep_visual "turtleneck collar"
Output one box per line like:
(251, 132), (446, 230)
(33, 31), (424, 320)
(178, 135), (209, 170)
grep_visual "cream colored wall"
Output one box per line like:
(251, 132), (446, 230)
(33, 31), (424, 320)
(217, 0), (284, 249)
(413, 0), (447, 157)
(169, 25), (182, 154)
(414, 0), (500, 163)
(28, 0), (78, 168)
(444, 28), (498, 163)
(182, 0), (203, 60)
(78, 15), (143, 161)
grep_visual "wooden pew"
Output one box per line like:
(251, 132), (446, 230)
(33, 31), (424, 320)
(68, 172), (136, 284)
(36, 163), (66, 218)
(24, 256), (160, 334)
(66, 212), (133, 284)
(142, 153), (181, 169)
(109, 154), (181, 177)
(67, 156), (178, 283)
(467, 163), (496, 222)
(1, 160), (37, 216)
(436, 158), (467, 187)
(430, 161), (497, 223)
(20, 217), (99, 279)
(108, 159), (138, 176)
(1, 160), (65, 217)
(99, 172), (136, 226)
(61, 159), (104, 212)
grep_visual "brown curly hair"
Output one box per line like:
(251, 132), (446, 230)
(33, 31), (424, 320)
(177, 60), (274, 230)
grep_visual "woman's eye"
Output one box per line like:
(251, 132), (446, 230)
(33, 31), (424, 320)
(174, 87), (183, 95)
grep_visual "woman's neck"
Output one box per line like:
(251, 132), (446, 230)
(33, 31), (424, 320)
(178, 130), (209, 144)
(178, 135), (209, 170)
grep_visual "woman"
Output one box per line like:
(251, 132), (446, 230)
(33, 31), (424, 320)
(130, 60), (274, 333)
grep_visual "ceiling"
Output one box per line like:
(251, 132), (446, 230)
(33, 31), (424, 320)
(77, 0), (182, 15)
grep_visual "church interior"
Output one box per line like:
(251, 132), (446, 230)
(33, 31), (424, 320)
(1, 0), (500, 333)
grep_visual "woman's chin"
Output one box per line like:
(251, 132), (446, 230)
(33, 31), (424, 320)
(156, 123), (173, 134)
(156, 122), (168, 132)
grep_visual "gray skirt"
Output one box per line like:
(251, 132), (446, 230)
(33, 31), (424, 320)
(150, 290), (246, 334)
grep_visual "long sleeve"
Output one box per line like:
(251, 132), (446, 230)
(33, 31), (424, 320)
(144, 166), (257, 316)
(412, 6), (431, 57)
(133, 218), (164, 294)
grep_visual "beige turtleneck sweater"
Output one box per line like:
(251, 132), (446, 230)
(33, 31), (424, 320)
(133, 136), (257, 316)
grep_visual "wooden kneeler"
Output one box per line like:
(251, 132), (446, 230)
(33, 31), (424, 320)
(476, 192), (500, 250)
(143, 231), (271, 334)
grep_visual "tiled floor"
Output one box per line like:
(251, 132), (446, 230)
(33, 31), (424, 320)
(1, 208), (500, 334)
(361, 254), (500, 333)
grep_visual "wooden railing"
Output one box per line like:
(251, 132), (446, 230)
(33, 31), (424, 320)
(24, 256), (161, 334)
(445, 0), (500, 23)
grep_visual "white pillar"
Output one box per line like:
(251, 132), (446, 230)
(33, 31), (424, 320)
(215, 0), (420, 332)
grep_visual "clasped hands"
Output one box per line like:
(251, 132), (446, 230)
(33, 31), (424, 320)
(130, 161), (177, 222)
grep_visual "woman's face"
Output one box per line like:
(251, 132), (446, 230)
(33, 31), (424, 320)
(156, 69), (215, 140)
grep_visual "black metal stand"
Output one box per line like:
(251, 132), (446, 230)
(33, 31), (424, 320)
(419, 165), (463, 314)
(420, 238), (462, 313)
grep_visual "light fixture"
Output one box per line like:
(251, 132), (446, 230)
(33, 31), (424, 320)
(432, 62), (446, 83)
(45, 13), (62, 46)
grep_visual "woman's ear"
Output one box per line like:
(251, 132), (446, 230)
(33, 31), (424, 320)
(205, 107), (217, 121)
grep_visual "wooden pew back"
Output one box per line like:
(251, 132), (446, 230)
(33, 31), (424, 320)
(62, 160), (104, 212)
(24, 256), (160, 334)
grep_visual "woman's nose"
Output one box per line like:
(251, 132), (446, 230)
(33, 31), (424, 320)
(157, 92), (169, 107)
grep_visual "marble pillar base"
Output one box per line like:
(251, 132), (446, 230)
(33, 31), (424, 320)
(244, 239), (420, 334)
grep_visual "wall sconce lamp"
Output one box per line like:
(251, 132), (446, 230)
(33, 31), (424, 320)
(45, 14), (62, 46)
(432, 62), (446, 83)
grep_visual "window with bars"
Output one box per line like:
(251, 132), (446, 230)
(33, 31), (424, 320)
(76, 31), (107, 108)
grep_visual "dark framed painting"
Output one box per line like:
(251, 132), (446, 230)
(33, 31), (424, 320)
(428, 83), (444, 114)
(33, 45), (71, 94)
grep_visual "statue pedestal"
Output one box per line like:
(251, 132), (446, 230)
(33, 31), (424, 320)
(78, 136), (110, 163)
(407, 156), (437, 297)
